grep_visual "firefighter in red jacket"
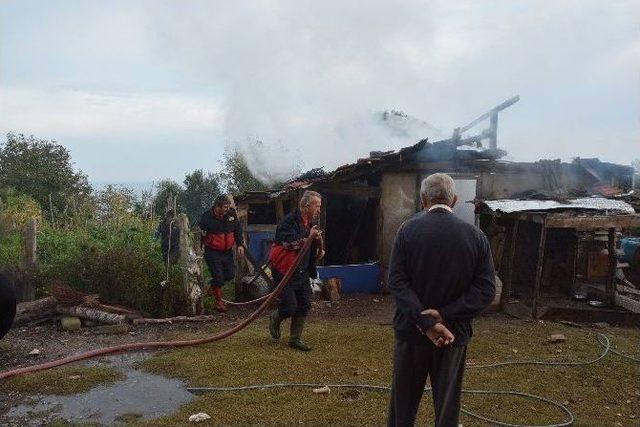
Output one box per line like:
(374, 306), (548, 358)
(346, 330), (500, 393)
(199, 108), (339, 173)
(268, 190), (323, 351)
(199, 195), (245, 312)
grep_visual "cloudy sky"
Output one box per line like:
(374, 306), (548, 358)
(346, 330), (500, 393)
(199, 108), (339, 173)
(1, 0), (638, 183)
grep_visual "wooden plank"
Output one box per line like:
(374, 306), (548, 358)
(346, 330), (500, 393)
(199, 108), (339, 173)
(615, 293), (640, 314)
(315, 184), (381, 198)
(606, 228), (616, 305)
(500, 219), (519, 311)
(275, 199), (284, 221)
(546, 215), (640, 230)
(532, 222), (548, 319)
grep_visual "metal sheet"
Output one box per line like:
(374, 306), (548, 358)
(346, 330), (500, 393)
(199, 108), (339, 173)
(482, 197), (635, 214)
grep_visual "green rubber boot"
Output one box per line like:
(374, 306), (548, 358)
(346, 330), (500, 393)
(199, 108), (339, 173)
(268, 310), (282, 340)
(288, 316), (311, 351)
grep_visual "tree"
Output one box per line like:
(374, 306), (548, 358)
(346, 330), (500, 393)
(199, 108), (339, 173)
(180, 169), (221, 223)
(0, 133), (92, 213)
(96, 185), (136, 221)
(153, 179), (184, 216)
(218, 146), (269, 195)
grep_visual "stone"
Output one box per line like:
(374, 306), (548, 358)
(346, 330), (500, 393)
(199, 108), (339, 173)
(313, 386), (330, 394)
(28, 348), (40, 356)
(60, 316), (82, 331)
(188, 412), (211, 423)
(547, 334), (567, 343)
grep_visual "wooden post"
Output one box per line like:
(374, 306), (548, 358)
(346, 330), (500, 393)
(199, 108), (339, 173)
(606, 228), (617, 306)
(532, 221), (547, 319)
(501, 219), (519, 311)
(177, 213), (201, 315)
(20, 217), (38, 302)
(275, 199), (284, 222)
(318, 195), (327, 266)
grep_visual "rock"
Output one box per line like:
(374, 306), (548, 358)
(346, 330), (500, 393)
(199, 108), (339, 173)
(313, 386), (330, 394)
(547, 334), (567, 343)
(593, 322), (610, 329)
(28, 348), (40, 356)
(60, 316), (82, 331)
(69, 375), (81, 380)
(188, 412), (211, 422)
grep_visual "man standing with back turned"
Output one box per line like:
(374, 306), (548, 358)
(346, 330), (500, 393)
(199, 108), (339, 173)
(387, 173), (495, 427)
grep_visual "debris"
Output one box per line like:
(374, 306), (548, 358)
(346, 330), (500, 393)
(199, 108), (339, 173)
(188, 412), (211, 422)
(14, 296), (58, 325)
(547, 334), (567, 343)
(559, 321), (581, 328)
(60, 316), (82, 331)
(57, 305), (126, 325)
(133, 315), (217, 325)
(313, 386), (330, 394)
(28, 348), (41, 356)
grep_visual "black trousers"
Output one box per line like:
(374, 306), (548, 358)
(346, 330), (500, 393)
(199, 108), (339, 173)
(273, 271), (311, 319)
(387, 333), (467, 427)
(203, 249), (235, 287)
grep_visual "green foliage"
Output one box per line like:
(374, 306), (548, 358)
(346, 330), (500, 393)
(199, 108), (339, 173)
(153, 179), (184, 217)
(32, 219), (186, 315)
(0, 188), (43, 233)
(219, 145), (270, 195)
(0, 133), (92, 212)
(180, 169), (221, 223)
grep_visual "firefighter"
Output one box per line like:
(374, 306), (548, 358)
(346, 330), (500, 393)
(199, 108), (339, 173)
(199, 195), (245, 312)
(268, 190), (323, 351)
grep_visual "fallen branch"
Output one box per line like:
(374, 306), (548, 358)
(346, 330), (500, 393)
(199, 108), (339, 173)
(56, 305), (126, 325)
(133, 315), (218, 325)
(16, 296), (57, 316)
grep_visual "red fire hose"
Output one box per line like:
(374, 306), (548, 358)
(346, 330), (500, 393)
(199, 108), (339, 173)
(0, 237), (314, 381)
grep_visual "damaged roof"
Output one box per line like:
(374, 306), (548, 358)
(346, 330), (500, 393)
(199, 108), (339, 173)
(480, 197), (636, 215)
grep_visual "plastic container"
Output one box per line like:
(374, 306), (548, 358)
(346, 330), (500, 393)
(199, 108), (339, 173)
(620, 237), (640, 265)
(317, 261), (381, 294)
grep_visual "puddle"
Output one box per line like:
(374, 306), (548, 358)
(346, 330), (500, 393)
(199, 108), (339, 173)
(5, 353), (194, 426)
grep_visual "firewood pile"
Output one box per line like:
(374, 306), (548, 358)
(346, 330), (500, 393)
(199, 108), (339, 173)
(14, 281), (224, 330)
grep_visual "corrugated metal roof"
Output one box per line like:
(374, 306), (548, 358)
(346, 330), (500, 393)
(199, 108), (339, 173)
(482, 197), (635, 214)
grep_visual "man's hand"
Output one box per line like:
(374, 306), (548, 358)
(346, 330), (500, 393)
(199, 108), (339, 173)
(423, 323), (455, 348)
(237, 245), (245, 258)
(310, 225), (323, 240)
(421, 308), (442, 324)
(316, 249), (326, 261)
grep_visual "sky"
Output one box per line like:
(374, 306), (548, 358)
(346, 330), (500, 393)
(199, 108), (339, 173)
(1, 0), (638, 184)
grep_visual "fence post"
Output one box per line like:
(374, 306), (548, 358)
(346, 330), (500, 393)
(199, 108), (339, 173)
(20, 217), (38, 302)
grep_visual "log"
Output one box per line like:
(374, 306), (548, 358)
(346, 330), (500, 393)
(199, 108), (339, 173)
(16, 296), (57, 316)
(56, 305), (126, 324)
(133, 315), (218, 325)
(14, 307), (57, 325)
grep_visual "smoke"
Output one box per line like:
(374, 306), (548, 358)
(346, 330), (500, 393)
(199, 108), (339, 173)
(144, 0), (638, 179)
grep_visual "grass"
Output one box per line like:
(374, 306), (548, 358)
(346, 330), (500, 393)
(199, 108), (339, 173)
(137, 316), (639, 426)
(2, 365), (123, 395)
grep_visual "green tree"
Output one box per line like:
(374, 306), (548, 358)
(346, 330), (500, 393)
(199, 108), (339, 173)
(218, 145), (269, 195)
(96, 185), (136, 222)
(0, 133), (92, 212)
(180, 169), (221, 223)
(153, 179), (184, 216)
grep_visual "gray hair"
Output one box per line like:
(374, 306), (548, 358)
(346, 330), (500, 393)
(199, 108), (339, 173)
(420, 173), (456, 205)
(299, 190), (322, 208)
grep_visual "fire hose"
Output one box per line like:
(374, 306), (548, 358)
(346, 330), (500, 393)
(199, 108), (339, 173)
(0, 237), (315, 381)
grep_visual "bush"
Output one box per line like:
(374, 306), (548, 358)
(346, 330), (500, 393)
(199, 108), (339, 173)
(34, 218), (188, 316)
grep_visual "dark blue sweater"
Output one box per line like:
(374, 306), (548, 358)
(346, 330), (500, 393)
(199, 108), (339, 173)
(388, 208), (496, 345)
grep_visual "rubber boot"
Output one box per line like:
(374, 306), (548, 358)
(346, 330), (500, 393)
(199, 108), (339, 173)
(268, 310), (282, 340)
(213, 286), (227, 312)
(288, 316), (311, 351)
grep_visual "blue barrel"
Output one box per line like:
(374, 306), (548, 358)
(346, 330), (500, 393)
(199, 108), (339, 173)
(621, 237), (640, 266)
(317, 262), (381, 294)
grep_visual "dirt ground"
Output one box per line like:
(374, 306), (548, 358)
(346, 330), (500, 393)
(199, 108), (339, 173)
(0, 294), (638, 426)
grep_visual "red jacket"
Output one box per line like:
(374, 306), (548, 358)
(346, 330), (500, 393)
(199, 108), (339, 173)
(199, 209), (244, 252)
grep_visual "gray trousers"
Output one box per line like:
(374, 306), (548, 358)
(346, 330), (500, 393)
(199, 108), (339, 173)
(387, 335), (467, 427)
